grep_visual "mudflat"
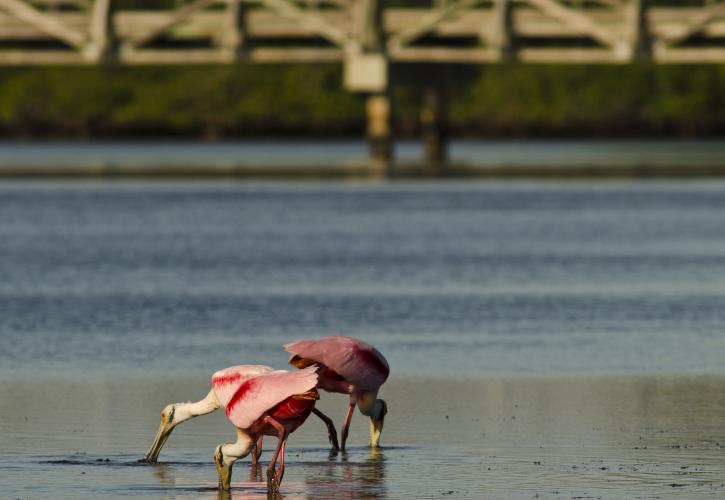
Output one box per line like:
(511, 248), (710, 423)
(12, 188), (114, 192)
(2, 374), (725, 499)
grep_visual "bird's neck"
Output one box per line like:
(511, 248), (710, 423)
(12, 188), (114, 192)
(355, 390), (378, 417)
(174, 390), (220, 425)
(221, 430), (254, 465)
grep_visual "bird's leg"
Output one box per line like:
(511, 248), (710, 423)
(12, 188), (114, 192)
(249, 437), (263, 482)
(278, 438), (287, 484)
(251, 435), (264, 467)
(340, 402), (356, 452)
(312, 407), (340, 451)
(264, 416), (288, 493)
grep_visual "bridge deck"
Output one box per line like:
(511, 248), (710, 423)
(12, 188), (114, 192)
(1, 1), (725, 66)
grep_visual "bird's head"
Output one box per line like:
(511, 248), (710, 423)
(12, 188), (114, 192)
(160, 404), (176, 426)
(214, 433), (254, 491)
(369, 398), (388, 448)
(214, 444), (233, 491)
(143, 404), (177, 462)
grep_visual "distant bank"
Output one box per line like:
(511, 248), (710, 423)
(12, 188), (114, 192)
(2, 64), (725, 140)
(2, 140), (725, 179)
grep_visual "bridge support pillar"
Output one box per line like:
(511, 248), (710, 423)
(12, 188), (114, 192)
(366, 93), (393, 176)
(420, 87), (447, 174)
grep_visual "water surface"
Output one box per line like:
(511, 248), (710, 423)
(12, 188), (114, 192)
(2, 180), (725, 498)
(3, 376), (725, 499)
(2, 140), (725, 170)
(1, 180), (724, 377)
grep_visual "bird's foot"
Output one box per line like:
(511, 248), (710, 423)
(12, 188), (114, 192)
(340, 428), (349, 453)
(266, 466), (280, 493)
(328, 429), (340, 452)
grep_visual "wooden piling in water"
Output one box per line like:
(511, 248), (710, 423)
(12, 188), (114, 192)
(366, 93), (393, 176)
(420, 87), (447, 174)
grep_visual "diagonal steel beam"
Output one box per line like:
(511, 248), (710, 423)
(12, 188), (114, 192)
(0, 0), (87, 49)
(487, 0), (514, 60)
(661, 1), (725, 46)
(525, 0), (620, 48)
(258, 0), (351, 48)
(130, 0), (217, 49)
(85, 0), (113, 61)
(621, 0), (648, 60)
(388, 0), (481, 50)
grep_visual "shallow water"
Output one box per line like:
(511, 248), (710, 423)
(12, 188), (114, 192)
(4, 376), (725, 499)
(2, 180), (725, 498)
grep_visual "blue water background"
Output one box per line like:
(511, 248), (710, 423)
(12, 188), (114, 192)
(1, 179), (724, 377)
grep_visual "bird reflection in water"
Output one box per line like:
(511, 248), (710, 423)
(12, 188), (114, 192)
(150, 462), (175, 486)
(305, 448), (387, 498)
(247, 463), (263, 483)
(148, 449), (386, 498)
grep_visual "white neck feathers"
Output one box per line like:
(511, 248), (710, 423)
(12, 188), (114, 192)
(173, 389), (220, 425)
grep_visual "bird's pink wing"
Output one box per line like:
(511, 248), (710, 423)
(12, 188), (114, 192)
(225, 366), (319, 429)
(284, 336), (389, 390)
(211, 364), (275, 409)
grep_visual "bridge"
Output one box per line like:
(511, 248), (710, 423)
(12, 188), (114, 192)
(2, 0), (725, 171)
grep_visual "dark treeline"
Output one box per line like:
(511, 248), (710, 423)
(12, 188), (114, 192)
(1, 63), (725, 139)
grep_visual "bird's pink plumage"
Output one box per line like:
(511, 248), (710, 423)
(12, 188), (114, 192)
(211, 364), (275, 409)
(225, 366), (319, 429)
(283, 336), (389, 391)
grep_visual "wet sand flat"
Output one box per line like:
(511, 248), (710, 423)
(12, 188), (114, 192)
(3, 374), (725, 499)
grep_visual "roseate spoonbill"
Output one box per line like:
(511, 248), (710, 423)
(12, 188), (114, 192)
(143, 364), (271, 464)
(284, 336), (389, 451)
(142, 364), (339, 463)
(214, 366), (320, 492)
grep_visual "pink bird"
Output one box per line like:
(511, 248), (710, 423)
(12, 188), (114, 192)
(143, 364), (274, 464)
(142, 364), (323, 492)
(213, 366), (320, 492)
(284, 335), (390, 451)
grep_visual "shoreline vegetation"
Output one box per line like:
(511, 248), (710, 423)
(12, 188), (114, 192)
(2, 64), (725, 140)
